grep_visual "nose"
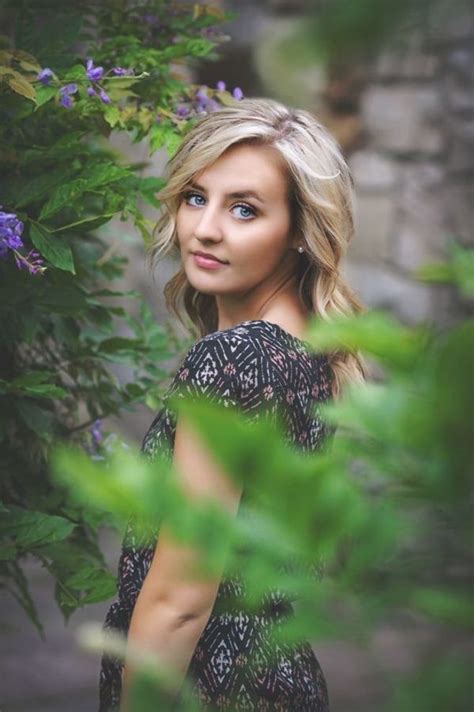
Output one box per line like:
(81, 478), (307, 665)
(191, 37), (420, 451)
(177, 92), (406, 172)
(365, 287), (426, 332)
(192, 202), (223, 242)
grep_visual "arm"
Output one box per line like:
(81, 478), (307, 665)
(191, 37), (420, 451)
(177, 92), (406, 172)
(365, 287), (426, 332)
(120, 409), (244, 711)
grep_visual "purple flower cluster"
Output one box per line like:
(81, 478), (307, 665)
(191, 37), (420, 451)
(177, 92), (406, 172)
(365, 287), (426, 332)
(84, 418), (107, 460)
(0, 209), (24, 255)
(59, 83), (78, 109)
(0, 209), (46, 275)
(36, 59), (135, 110)
(91, 419), (104, 446)
(85, 59), (134, 106)
(14, 249), (46, 276)
(195, 87), (220, 114)
(173, 81), (245, 122)
(215, 81), (244, 101)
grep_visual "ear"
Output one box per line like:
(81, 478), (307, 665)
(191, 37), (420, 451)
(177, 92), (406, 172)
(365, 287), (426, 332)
(288, 230), (301, 251)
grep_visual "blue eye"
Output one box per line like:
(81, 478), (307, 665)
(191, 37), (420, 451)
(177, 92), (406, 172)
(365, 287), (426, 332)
(184, 191), (205, 207)
(232, 203), (256, 220)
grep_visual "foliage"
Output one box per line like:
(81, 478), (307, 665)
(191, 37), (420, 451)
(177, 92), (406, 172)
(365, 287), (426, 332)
(0, 0), (238, 636)
(54, 245), (473, 710)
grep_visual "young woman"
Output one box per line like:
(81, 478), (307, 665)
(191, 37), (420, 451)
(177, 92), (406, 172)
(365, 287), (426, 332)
(99, 97), (366, 711)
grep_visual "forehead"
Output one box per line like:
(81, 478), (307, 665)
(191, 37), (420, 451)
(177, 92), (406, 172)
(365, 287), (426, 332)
(194, 143), (289, 198)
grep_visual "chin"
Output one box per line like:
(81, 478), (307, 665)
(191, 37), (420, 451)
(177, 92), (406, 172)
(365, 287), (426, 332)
(185, 273), (220, 294)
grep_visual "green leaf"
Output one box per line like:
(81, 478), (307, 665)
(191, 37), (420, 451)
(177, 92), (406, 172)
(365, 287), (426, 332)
(149, 122), (175, 153)
(15, 400), (55, 439)
(39, 163), (131, 220)
(30, 223), (75, 273)
(415, 243), (474, 298)
(305, 309), (428, 370)
(63, 63), (86, 81)
(51, 213), (116, 234)
(0, 540), (17, 560)
(9, 371), (68, 399)
(0, 506), (75, 550)
(165, 131), (182, 157)
(7, 560), (45, 638)
(63, 564), (117, 604)
(15, 167), (79, 209)
(99, 336), (143, 354)
(103, 105), (122, 128)
(139, 176), (165, 208)
(37, 279), (88, 316)
(34, 84), (57, 108)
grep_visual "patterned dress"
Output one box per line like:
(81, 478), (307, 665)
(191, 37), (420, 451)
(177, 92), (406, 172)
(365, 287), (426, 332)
(99, 319), (334, 711)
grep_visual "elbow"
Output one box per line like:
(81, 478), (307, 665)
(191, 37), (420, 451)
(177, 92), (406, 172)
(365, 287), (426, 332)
(138, 589), (214, 629)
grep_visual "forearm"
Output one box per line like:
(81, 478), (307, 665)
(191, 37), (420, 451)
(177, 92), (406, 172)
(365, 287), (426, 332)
(120, 592), (210, 711)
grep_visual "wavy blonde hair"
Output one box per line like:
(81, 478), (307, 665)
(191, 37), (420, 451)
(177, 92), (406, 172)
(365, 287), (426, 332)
(149, 97), (367, 399)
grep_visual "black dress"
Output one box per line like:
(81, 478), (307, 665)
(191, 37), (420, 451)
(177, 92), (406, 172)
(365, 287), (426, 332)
(99, 319), (333, 711)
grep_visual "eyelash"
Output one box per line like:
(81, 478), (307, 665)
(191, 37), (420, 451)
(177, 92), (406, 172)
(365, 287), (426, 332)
(182, 191), (257, 220)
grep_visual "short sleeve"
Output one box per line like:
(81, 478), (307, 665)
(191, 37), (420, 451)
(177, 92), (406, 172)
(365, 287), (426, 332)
(167, 332), (285, 427)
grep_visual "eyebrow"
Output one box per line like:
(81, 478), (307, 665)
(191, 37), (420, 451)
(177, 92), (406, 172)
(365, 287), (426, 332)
(187, 182), (266, 205)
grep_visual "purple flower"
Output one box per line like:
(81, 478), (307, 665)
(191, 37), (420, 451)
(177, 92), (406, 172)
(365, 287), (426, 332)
(0, 209), (25, 252)
(59, 93), (73, 109)
(99, 88), (111, 104)
(0, 209), (45, 274)
(14, 249), (46, 276)
(112, 67), (133, 76)
(86, 58), (104, 82)
(201, 26), (218, 38)
(87, 86), (97, 97)
(37, 68), (54, 85)
(176, 104), (190, 118)
(91, 419), (104, 446)
(5, 230), (23, 249)
(216, 80), (226, 92)
(194, 86), (221, 114)
(62, 83), (78, 95)
(143, 13), (159, 25)
(232, 87), (244, 100)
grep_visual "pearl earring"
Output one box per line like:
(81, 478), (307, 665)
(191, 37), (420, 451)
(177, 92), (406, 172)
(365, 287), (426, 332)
(297, 245), (304, 253)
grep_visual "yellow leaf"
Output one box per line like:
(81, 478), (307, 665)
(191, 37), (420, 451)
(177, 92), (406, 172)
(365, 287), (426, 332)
(13, 49), (41, 72)
(8, 75), (36, 101)
(0, 50), (12, 64)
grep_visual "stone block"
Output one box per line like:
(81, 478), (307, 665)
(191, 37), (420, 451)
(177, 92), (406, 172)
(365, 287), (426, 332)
(444, 115), (474, 175)
(442, 183), (474, 246)
(392, 222), (447, 273)
(445, 47), (474, 82)
(362, 86), (442, 154)
(349, 150), (398, 192)
(397, 162), (445, 226)
(343, 259), (435, 325)
(350, 193), (396, 261)
(374, 34), (439, 80)
(441, 72), (474, 114)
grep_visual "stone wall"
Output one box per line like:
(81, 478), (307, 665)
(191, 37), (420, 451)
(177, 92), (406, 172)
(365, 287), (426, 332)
(345, 14), (473, 327)
(245, 3), (474, 327)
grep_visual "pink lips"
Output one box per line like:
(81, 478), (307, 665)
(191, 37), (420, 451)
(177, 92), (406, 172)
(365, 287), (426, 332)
(192, 252), (228, 270)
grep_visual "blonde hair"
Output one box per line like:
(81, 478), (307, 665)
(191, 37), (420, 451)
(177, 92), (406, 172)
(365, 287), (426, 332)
(149, 97), (367, 399)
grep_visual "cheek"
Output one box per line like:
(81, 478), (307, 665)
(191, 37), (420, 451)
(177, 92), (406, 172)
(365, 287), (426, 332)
(175, 209), (187, 242)
(232, 221), (290, 265)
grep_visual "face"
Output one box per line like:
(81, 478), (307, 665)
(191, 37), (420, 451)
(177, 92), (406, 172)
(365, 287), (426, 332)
(175, 142), (299, 310)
